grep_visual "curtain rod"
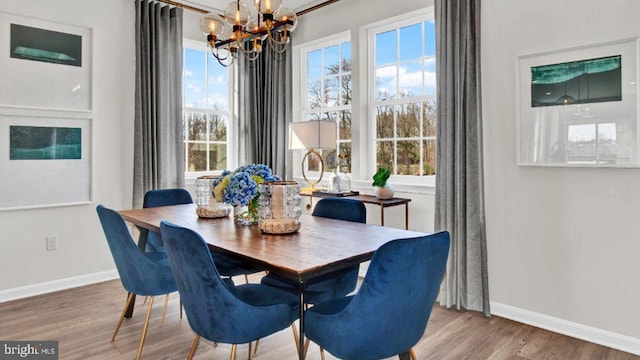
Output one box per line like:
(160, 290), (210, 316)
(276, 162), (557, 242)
(156, 0), (340, 17)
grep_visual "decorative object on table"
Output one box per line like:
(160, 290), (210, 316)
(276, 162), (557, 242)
(328, 168), (341, 193)
(212, 164), (279, 225)
(372, 167), (394, 199)
(198, 0), (298, 67)
(288, 120), (337, 190)
(517, 38), (639, 167)
(311, 190), (360, 198)
(195, 176), (232, 218)
(258, 181), (302, 234)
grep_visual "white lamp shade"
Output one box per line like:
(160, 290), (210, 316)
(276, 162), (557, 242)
(288, 120), (337, 150)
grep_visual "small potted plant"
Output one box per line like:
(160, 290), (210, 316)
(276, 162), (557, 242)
(372, 168), (394, 199)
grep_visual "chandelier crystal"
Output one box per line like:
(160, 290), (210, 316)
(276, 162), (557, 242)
(199, 0), (298, 66)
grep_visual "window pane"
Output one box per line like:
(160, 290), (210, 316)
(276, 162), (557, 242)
(184, 48), (205, 79)
(306, 112), (323, 121)
(376, 65), (397, 100)
(424, 21), (436, 57)
(399, 23), (421, 62)
(423, 101), (437, 137)
(339, 110), (352, 140)
(207, 53), (228, 110)
(398, 61), (423, 97)
(376, 106), (394, 138)
(184, 78), (206, 108)
(307, 79), (322, 109)
(423, 139), (436, 175)
(376, 141), (394, 173)
(209, 143), (227, 170)
(324, 76), (339, 106)
(209, 114), (227, 141)
(307, 49), (322, 80)
(397, 104), (420, 138)
(397, 140), (420, 175)
(342, 42), (351, 65)
(340, 72), (352, 105)
(424, 58), (437, 95)
(306, 150), (321, 172)
(186, 112), (207, 141)
(324, 45), (340, 76)
(339, 142), (351, 173)
(323, 148), (338, 172)
(187, 142), (207, 171)
(376, 30), (397, 67)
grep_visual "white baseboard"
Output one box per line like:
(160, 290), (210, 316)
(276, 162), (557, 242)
(490, 301), (640, 356)
(0, 270), (119, 303)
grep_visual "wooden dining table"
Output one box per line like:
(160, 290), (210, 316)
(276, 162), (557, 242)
(119, 203), (426, 360)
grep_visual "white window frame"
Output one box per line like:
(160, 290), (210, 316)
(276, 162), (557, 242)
(182, 39), (236, 181)
(295, 31), (352, 180)
(365, 9), (436, 187)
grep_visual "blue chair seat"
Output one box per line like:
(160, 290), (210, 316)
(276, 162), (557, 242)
(304, 232), (451, 360)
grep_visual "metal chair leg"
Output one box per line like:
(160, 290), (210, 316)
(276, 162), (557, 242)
(247, 341), (252, 360)
(187, 335), (200, 360)
(111, 293), (135, 343)
(291, 323), (300, 353)
(161, 294), (169, 325)
(409, 348), (417, 360)
(180, 297), (183, 319)
(135, 296), (154, 360)
(253, 339), (260, 356)
(320, 347), (326, 360)
(244, 274), (249, 284)
(230, 344), (237, 360)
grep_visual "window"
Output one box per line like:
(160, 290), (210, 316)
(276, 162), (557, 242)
(182, 42), (233, 177)
(566, 122), (618, 164)
(302, 36), (352, 173)
(370, 14), (436, 177)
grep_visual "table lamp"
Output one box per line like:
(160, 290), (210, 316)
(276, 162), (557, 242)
(288, 120), (337, 190)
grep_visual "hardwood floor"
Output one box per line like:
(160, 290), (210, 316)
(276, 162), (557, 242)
(0, 277), (637, 360)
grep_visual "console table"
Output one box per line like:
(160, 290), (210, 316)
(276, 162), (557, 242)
(300, 189), (411, 230)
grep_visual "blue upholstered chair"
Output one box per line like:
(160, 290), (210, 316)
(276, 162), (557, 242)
(260, 197), (366, 356)
(142, 188), (263, 281)
(96, 205), (178, 360)
(159, 221), (300, 360)
(304, 231), (451, 360)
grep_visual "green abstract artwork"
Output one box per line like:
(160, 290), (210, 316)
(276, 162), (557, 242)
(10, 126), (81, 160)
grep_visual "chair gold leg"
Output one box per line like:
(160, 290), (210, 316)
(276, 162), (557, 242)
(143, 296), (148, 304)
(187, 335), (200, 360)
(244, 274), (249, 284)
(179, 297), (183, 319)
(291, 324), (300, 353)
(320, 347), (326, 360)
(409, 348), (417, 360)
(111, 293), (135, 343)
(135, 296), (154, 360)
(161, 294), (170, 325)
(230, 344), (237, 360)
(253, 339), (260, 356)
(304, 338), (310, 358)
(247, 341), (252, 360)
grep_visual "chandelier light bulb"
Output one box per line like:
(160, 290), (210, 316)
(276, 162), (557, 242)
(225, 1), (251, 27)
(199, 15), (229, 39)
(274, 7), (297, 31)
(255, 0), (281, 15)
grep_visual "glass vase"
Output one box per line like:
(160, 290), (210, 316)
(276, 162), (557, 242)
(234, 200), (259, 225)
(257, 181), (302, 234)
(195, 176), (232, 218)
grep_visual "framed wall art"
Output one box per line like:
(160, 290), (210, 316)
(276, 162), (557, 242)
(516, 38), (639, 167)
(0, 112), (92, 211)
(0, 11), (92, 112)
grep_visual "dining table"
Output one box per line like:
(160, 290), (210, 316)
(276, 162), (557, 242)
(119, 203), (426, 360)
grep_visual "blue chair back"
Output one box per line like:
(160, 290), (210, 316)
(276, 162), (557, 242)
(312, 198), (366, 223)
(96, 205), (176, 296)
(160, 221), (298, 344)
(143, 188), (193, 208)
(142, 188), (193, 252)
(305, 231), (450, 360)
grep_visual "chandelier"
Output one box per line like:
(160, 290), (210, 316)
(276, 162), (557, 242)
(199, 0), (298, 66)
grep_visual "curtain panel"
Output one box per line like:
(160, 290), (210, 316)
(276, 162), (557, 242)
(238, 39), (293, 179)
(434, 0), (490, 316)
(133, 0), (184, 208)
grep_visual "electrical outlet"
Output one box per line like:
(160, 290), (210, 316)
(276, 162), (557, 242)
(46, 236), (57, 251)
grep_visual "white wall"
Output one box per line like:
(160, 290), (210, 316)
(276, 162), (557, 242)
(483, 0), (640, 344)
(0, 0), (134, 297)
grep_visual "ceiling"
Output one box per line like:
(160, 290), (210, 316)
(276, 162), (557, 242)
(180, 0), (328, 13)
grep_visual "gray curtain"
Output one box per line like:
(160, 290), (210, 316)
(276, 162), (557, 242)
(133, 0), (184, 208)
(238, 38), (292, 179)
(434, 0), (490, 316)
